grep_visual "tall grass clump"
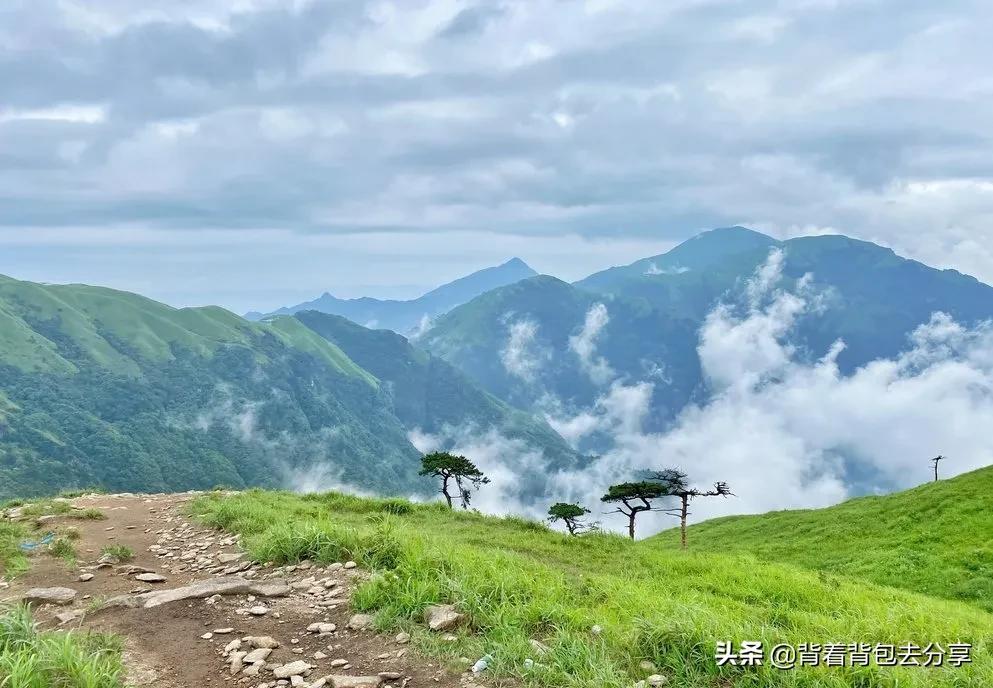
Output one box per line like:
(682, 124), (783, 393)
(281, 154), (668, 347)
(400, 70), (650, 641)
(100, 545), (133, 562)
(0, 604), (123, 687)
(0, 521), (29, 576)
(192, 490), (993, 688)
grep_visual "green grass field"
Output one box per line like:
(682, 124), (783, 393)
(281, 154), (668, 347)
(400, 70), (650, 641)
(0, 604), (123, 687)
(193, 489), (993, 688)
(650, 465), (993, 612)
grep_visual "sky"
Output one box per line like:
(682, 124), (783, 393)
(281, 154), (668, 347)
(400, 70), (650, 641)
(2, 0), (993, 314)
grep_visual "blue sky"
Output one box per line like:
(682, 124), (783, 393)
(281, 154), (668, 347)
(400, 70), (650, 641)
(2, 0), (992, 313)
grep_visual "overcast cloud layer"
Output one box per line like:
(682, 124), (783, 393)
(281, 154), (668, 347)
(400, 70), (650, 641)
(2, 0), (993, 311)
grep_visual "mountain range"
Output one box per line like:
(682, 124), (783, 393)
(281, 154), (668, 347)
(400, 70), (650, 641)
(3, 226), (992, 500)
(0, 273), (572, 500)
(245, 257), (537, 335)
(420, 227), (993, 451)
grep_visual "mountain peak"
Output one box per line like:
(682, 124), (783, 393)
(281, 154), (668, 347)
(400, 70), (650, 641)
(500, 257), (533, 271)
(690, 225), (774, 243)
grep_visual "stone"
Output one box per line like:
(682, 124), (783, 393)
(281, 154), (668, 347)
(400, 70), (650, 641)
(346, 614), (374, 630)
(134, 573), (167, 583)
(378, 672), (403, 680)
(104, 578), (290, 609)
(529, 639), (551, 655)
(23, 587), (77, 606)
(647, 675), (667, 686)
(243, 647), (272, 663)
(55, 609), (84, 624)
(248, 605), (270, 616)
(423, 604), (465, 631)
(343, 561), (358, 569)
(395, 632), (410, 644)
(217, 552), (245, 564)
(214, 627), (235, 634)
(272, 661), (314, 679)
(245, 636), (280, 649)
(330, 659), (348, 668)
(201, 632), (213, 639)
(307, 622), (337, 634)
(78, 573), (95, 582)
(223, 639), (242, 654)
(329, 677), (382, 688)
(228, 651), (248, 675)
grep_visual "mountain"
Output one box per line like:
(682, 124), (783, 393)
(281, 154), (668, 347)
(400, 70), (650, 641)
(420, 275), (701, 433)
(246, 258), (538, 335)
(0, 274), (572, 500)
(420, 227), (993, 448)
(292, 310), (583, 475)
(649, 464), (993, 612)
(577, 226), (993, 370)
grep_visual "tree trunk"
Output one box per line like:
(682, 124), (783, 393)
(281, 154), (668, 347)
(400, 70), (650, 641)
(441, 476), (453, 508)
(934, 463), (939, 482)
(627, 512), (636, 539)
(680, 496), (689, 549)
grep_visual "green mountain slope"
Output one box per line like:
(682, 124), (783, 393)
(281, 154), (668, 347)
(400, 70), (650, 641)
(292, 311), (582, 472)
(194, 488), (993, 688)
(577, 227), (993, 371)
(248, 258), (537, 334)
(0, 274), (425, 499)
(421, 275), (702, 435)
(421, 228), (993, 448)
(649, 465), (993, 612)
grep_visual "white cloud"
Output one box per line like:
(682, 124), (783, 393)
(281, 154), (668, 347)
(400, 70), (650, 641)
(500, 317), (545, 382)
(569, 303), (614, 385)
(486, 252), (993, 536)
(0, 104), (107, 125)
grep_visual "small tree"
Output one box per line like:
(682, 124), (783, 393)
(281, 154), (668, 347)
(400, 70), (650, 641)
(651, 468), (733, 549)
(601, 481), (668, 539)
(547, 502), (595, 535)
(931, 455), (944, 482)
(419, 452), (490, 509)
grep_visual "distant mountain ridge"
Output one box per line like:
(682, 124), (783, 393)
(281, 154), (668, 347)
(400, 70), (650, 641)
(0, 272), (575, 500)
(246, 258), (537, 334)
(421, 227), (993, 460)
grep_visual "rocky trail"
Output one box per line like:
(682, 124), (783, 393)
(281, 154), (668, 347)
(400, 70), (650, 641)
(1, 493), (471, 688)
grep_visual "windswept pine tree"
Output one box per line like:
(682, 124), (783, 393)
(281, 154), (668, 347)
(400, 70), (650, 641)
(418, 452), (490, 509)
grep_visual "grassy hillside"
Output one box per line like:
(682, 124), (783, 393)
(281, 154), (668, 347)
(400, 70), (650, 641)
(650, 466), (993, 612)
(0, 274), (425, 499)
(294, 311), (582, 472)
(421, 275), (701, 434)
(0, 274), (580, 500)
(193, 489), (993, 688)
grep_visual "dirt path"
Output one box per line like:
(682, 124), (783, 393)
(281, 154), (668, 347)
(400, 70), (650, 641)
(2, 493), (469, 688)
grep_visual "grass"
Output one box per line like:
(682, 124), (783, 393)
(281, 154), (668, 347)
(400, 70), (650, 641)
(100, 545), (133, 562)
(49, 536), (77, 566)
(0, 521), (29, 577)
(193, 489), (993, 688)
(73, 508), (108, 521)
(0, 604), (123, 687)
(650, 465), (993, 612)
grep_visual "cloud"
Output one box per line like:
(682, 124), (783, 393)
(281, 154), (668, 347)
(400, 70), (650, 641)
(569, 303), (614, 385)
(500, 317), (545, 382)
(3, 0), (993, 305)
(644, 262), (690, 276)
(479, 251), (993, 536)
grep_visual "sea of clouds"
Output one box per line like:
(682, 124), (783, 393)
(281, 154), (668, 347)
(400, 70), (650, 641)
(409, 249), (993, 536)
